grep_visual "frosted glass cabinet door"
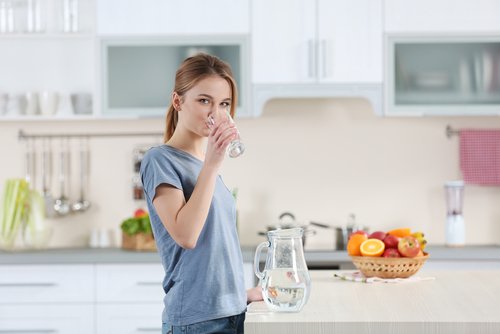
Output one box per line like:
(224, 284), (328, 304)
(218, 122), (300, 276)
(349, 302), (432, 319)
(251, 0), (316, 83)
(97, 0), (250, 35)
(317, 0), (382, 83)
(101, 38), (247, 118)
(386, 36), (500, 116)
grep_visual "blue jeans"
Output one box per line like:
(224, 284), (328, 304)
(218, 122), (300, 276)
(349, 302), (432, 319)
(162, 312), (246, 334)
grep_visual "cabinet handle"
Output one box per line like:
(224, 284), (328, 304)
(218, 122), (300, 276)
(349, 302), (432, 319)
(321, 39), (328, 79)
(136, 281), (161, 286)
(136, 328), (161, 332)
(0, 283), (57, 287)
(308, 39), (315, 78)
(0, 330), (58, 333)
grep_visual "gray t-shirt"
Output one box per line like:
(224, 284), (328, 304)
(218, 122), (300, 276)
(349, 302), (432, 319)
(140, 145), (246, 326)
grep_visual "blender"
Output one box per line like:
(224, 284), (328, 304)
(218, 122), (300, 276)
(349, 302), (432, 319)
(445, 180), (465, 247)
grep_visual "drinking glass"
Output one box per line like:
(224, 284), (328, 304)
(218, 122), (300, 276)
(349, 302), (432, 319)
(207, 107), (245, 158)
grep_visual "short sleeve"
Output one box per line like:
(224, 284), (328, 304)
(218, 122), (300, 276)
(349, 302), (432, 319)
(140, 147), (183, 202)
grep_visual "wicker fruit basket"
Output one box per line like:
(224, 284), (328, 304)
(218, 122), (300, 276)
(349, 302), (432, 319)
(350, 253), (429, 278)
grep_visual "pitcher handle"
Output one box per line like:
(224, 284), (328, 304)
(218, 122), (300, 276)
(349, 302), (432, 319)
(253, 241), (269, 281)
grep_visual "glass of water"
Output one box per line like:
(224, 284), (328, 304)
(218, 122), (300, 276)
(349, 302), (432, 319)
(208, 107), (245, 158)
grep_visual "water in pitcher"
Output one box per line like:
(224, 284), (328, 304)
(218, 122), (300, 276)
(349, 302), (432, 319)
(261, 268), (310, 312)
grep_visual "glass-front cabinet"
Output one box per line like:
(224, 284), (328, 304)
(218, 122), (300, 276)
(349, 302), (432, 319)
(385, 35), (500, 116)
(100, 37), (249, 118)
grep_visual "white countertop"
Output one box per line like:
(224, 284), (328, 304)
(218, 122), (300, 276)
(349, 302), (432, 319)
(245, 269), (500, 334)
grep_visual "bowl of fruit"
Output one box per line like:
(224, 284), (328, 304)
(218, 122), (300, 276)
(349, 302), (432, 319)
(347, 228), (428, 279)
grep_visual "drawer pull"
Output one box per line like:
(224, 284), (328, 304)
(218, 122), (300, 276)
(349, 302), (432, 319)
(0, 283), (57, 288)
(0, 330), (58, 333)
(136, 282), (161, 286)
(136, 328), (161, 332)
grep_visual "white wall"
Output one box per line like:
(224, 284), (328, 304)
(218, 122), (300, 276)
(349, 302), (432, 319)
(1, 98), (500, 249)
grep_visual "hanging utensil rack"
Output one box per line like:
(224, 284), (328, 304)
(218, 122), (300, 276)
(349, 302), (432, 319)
(18, 129), (163, 140)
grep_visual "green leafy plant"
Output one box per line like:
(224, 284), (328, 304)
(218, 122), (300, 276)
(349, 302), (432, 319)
(120, 209), (152, 236)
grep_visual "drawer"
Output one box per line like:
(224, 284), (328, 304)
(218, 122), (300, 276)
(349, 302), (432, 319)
(0, 264), (94, 304)
(96, 304), (163, 334)
(96, 263), (164, 302)
(0, 304), (94, 334)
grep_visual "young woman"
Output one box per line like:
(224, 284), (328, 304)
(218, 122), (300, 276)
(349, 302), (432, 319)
(140, 53), (262, 334)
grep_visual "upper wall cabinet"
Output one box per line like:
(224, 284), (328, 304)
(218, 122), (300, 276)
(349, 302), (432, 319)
(96, 0), (250, 35)
(384, 0), (500, 33)
(385, 35), (500, 116)
(252, 0), (382, 84)
(251, 0), (383, 116)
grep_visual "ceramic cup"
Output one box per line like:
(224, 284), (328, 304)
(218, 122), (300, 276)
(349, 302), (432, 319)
(24, 92), (39, 115)
(70, 93), (92, 115)
(0, 92), (8, 115)
(39, 91), (59, 115)
(6, 94), (26, 115)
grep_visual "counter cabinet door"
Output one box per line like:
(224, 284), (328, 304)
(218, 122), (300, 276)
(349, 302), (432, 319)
(96, 304), (164, 334)
(0, 264), (94, 304)
(0, 304), (94, 334)
(96, 263), (164, 303)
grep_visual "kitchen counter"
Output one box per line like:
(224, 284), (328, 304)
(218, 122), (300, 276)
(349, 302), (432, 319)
(0, 245), (499, 265)
(245, 270), (500, 334)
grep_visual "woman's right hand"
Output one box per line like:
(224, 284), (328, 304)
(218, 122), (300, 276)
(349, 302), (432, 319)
(204, 116), (237, 169)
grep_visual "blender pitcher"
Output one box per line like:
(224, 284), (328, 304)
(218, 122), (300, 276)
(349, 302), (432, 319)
(445, 180), (465, 247)
(253, 228), (311, 312)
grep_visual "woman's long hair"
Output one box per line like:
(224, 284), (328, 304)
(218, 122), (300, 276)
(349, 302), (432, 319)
(164, 53), (238, 142)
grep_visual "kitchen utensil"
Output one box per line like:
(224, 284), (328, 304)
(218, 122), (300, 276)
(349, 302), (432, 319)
(258, 212), (316, 247)
(24, 138), (36, 187)
(53, 138), (71, 216)
(310, 215), (369, 251)
(254, 228), (311, 312)
(445, 180), (465, 247)
(72, 138), (90, 212)
(41, 138), (55, 218)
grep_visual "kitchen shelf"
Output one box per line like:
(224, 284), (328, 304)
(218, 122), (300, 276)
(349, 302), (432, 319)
(0, 32), (95, 40)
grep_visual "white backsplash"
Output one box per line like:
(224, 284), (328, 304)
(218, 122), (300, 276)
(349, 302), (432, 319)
(1, 98), (500, 249)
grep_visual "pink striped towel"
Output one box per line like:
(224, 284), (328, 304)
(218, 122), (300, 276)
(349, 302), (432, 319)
(460, 129), (500, 185)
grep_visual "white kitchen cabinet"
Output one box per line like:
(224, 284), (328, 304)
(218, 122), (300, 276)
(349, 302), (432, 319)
(96, 263), (164, 303)
(384, 0), (500, 33)
(0, 0), (96, 122)
(96, 0), (250, 35)
(252, 0), (382, 84)
(0, 264), (94, 304)
(96, 304), (163, 334)
(0, 304), (94, 334)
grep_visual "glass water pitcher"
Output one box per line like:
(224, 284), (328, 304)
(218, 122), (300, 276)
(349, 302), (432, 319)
(253, 228), (311, 312)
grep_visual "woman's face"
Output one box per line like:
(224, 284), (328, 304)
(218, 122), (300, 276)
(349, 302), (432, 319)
(175, 75), (232, 138)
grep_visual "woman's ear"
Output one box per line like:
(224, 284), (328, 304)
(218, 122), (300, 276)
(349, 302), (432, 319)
(172, 92), (182, 111)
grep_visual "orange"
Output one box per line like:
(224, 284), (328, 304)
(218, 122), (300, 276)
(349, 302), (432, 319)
(387, 228), (412, 238)
(360, 239), (385, 257)
(347, 234), (367, 256)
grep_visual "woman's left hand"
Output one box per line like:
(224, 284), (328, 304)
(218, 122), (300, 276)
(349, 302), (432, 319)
(246, 286), (263, 304)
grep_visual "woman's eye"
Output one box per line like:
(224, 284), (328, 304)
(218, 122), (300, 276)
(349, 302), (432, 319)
(199, 99), (209, 104)
(221, 102), (230, 107)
